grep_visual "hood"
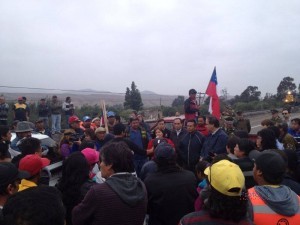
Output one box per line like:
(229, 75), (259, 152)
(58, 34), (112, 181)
(106, 173), (146, 207)
(254, 185), (299, 216)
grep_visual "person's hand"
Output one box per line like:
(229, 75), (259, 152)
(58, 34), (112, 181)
(147, 147), (154, 156)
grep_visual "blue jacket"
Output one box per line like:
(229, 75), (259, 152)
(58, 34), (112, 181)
(201, 128), (228, 158)
(179, 131), (205, 168)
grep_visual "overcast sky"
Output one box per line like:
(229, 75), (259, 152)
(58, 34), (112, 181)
(0, 0), (299, 97)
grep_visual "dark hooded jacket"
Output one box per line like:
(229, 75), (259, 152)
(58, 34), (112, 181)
(72, 173), (147, 225)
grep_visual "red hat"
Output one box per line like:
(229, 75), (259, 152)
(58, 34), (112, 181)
(19, 154), (50, 176)
(68, 115), (81, 124)
(81, 148), (100, 165)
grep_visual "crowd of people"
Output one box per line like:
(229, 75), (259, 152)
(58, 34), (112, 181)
(0, 91), (300, 225)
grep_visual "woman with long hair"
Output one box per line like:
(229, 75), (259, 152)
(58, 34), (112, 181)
(256, 128), (277, 151)
(56, 152), (95, 225)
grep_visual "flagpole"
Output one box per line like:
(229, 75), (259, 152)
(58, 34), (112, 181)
(101, 100), (109, 134)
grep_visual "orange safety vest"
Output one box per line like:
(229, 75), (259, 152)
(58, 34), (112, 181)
(248, 187), (300, 225)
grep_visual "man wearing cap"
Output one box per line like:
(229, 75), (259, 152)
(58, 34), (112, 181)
(82, 147), (100, 179)
(223, 116), (235, 136)
(0, 162), (29, 221)
(10, 121), (33, 152)
(234, 111), (251, 133)
(69, 115), (84, 136)
(180, 159), (252, 224)
(12, 97), (29, 121)
(35, 119), (52, 137)
(184, 89), (200, 122)
(0, 96), (9, 126)
(107, 111), (116, 134)
(62, 96), (74, 129)
(270, 109), (282, 125)
(144, 142), (198, 225)
(95, 127), (114, 151)
(37, 98), (50, 129)
(91, 117), (101, 130)
(81, 116), (92, 130)
(249, 151), (300, 224)
(18, 154), (50, 191)
(50, 95), (62, 134)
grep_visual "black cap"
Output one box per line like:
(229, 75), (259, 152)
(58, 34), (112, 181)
(0, 162), (30, 187)
(271, 109), (278, 114)
(189, 89), (197, 95)
(253, 151), (286, 182)
(154, 142), (175, 159)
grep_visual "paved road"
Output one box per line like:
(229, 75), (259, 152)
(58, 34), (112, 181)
(248, 112), (300, 134)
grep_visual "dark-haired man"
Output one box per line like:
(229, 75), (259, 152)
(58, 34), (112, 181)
(73, 142), (147, 225)
(3, 186), (66, 225)
(270, 109), (282, 125)
(111, 123), (146, 157)
(184, 89), (199, 122)
(201, 116), (228, 160)
(145, 143), (197, 225)
(234, 111), (251, 133)
(37, 98), (50, 129)
(127, 118), (150, 177)
(288, 118), (300, 145)
(180, 159), (251, 225)
(249, 151), (300, 224)
(62, 96), (74, 128)
(0, 162), (29, 221)
(13, 97), (29, 121)
(0, 96), (9, 126)
(170, 118), (187, 154)
(151, 119), (171, 139)
(178, 120), (205, 171)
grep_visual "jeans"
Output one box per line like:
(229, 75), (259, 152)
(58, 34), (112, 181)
(51, 114), (61, 133)
(65, 114), (70, 129)
(133, 158), (148, 178)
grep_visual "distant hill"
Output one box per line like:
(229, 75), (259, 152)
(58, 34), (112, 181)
(0, 90), (183, 107)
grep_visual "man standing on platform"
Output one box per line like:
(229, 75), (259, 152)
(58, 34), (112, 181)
(184, 89), (199, 122)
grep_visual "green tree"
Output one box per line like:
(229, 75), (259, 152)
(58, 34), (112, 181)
(277, 76), (296, 100)
(171, 96), (184, 107)
(240, 86), (261, 102)
(123, 81), (143, 111)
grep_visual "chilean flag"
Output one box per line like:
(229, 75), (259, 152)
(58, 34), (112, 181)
(205, 67), (220, 119)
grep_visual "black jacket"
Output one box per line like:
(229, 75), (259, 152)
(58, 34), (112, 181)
(178, 131), (205, 169)
(144, 167), (197, 225)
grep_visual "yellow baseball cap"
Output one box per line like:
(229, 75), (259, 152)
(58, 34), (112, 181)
(204, 159), (245, 197)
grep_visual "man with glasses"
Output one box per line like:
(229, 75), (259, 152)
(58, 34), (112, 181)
(282, 109), (291, 126)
